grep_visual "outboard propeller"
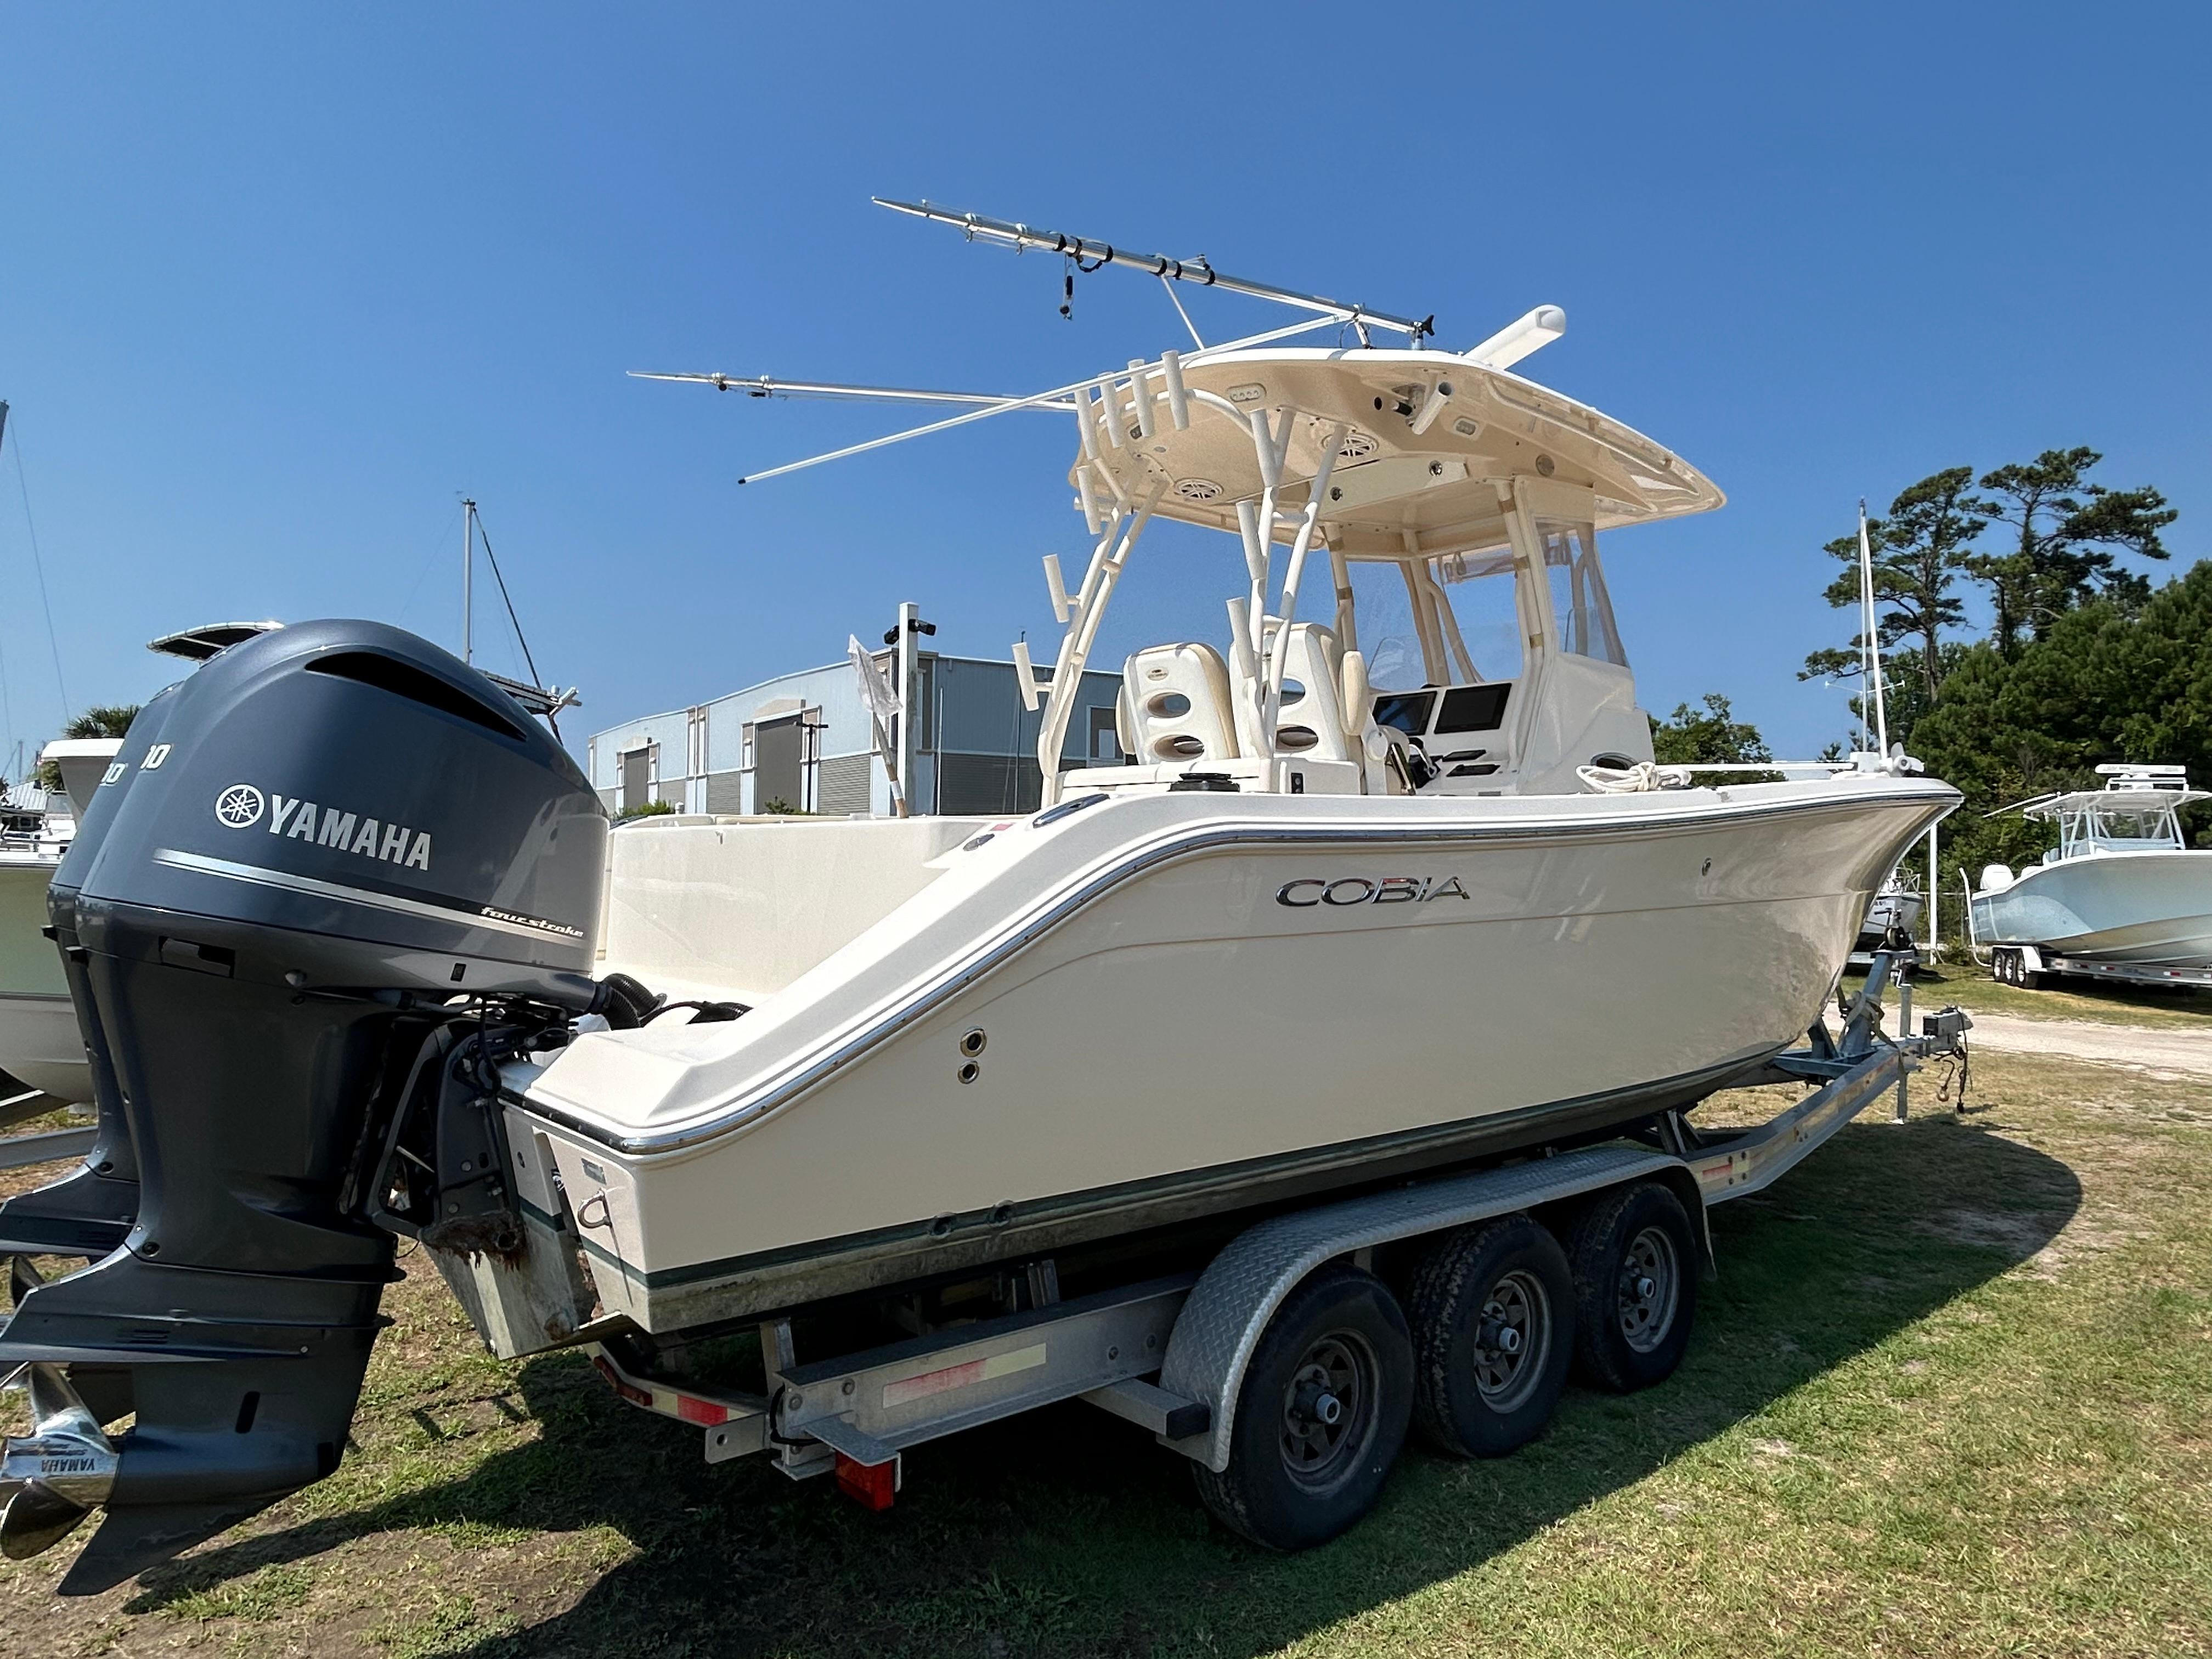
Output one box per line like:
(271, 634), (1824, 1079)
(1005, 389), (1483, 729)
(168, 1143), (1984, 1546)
(0, 1362), (118, 1560)
(0, 622), (611, 1593)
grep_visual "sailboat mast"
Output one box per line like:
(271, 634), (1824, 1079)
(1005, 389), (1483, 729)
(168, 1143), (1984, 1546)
(461, 497), (476, 665)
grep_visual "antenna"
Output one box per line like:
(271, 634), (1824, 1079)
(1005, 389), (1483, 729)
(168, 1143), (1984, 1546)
(461, 496), (477, 665)
(1857, 499), (1889, 755)
(874, 198), (1435, 343)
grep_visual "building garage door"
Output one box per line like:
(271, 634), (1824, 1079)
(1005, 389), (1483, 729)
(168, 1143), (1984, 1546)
(754, 715), (804, 812)
(938, 752), (1040, 815)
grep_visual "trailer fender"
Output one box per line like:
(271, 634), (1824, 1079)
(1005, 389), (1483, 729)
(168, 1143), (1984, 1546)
(1156, 1143), (1680, 1472)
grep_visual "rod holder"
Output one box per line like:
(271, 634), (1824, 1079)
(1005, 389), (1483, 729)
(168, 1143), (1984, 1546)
(1127, 360), (1155, 440)
(1096, 377), (1123, 449)
(1160, 351), (1189, 430)
(1011, 640), (1047, 713)
(1042, 555), (1074, 625)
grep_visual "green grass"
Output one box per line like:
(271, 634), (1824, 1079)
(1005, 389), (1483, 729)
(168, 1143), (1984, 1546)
(1873, 961), (2212, 1029)
(3, 1049), (2208, 1657)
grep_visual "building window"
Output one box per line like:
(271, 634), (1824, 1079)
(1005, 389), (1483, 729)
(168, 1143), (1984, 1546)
(1087, 703), (1125, 764)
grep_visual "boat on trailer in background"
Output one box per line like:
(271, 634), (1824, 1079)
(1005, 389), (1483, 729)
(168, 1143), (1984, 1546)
(1970, 765), (2212, 991)
(1, 203), (1961, 1588)
(1, 751), (109, 1110)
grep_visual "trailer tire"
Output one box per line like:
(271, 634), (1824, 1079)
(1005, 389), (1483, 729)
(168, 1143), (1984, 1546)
(1568, 1181), (1697, 1393)
(1406, 1215), (1575, 1458)
(1191, 1263), (1412, 1551)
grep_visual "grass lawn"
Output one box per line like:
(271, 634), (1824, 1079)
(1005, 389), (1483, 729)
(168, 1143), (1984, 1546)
(1868, 960), (2211, 1030)
(3, 1046), (2208, 1658)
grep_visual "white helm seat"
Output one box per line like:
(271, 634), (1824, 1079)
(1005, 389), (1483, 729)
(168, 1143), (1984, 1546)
(1266, 622), (1353, 764)
(1125, 643), (1240, 765)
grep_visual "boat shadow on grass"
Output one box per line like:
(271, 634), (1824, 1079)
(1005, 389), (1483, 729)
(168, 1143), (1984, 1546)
(120, 1114), (2081, 1658)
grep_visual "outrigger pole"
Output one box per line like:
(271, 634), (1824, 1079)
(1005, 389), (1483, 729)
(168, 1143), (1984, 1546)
(626, 373), (1078, 412)
(873, 198), (1435, 345)
(634, 197), (1449, 486)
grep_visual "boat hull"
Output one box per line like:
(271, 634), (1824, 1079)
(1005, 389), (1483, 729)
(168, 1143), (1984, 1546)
(0, 854), (88, 1101)
(519, 778), (1956, 1329)
(0, 996), (89, 1102)
(1971, 850), (2212, 967)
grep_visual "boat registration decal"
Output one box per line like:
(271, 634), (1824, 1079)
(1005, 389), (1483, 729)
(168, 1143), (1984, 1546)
(882, 1342), (1048, 1409)
(1276, 875), (1471, 908)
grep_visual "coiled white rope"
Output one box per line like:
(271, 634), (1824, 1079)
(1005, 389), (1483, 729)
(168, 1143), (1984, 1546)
(1576, 761), (1693, 793)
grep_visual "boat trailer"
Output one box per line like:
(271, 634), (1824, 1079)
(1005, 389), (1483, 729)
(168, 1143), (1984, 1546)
(0, 1090), (95, 1176)
(582, 953), (1968, 1514)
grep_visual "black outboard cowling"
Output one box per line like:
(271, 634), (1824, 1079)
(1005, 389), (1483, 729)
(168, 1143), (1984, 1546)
(0, 621), (608, 1592)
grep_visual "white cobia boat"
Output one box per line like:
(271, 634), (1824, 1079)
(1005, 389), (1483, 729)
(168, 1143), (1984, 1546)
(0, 742), (122, 1103)
(1972, 766), (2211, 968)
(514, 316), (1957, 1333)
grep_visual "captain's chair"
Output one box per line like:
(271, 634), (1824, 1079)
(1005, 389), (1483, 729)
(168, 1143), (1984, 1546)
(1124, 642), (1240, 764)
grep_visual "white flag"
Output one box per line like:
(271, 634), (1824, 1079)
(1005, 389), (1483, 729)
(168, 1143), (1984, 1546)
(848, 635), (900, 730)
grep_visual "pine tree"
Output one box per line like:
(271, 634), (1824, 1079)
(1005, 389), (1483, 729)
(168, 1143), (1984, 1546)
(1966, 448), (2174, 656)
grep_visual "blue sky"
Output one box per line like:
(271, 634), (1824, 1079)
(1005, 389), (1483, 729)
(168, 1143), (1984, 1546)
(3, 3), (2206, 770)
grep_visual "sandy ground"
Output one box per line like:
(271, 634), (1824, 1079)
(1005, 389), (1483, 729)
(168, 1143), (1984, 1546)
(1962, 1011), (2212, 1079)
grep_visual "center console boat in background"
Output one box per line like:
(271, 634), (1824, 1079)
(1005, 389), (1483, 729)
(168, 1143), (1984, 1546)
(1970, 765), (2212, 990)
(0, 741), (121, 1107)
(0, 205), (1957, 1587)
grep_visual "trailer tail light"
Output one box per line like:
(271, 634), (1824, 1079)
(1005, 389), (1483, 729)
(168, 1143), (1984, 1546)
(594, 1355), (653, 1410)
(592, 1350), (741, 1429)
(834, 1450), (900, 1511)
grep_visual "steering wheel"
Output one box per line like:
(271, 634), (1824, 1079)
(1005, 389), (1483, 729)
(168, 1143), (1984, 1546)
(1403, 735), (1438, 791)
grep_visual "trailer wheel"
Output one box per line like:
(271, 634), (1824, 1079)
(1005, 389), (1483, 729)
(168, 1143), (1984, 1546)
(1191, 1263), (1412, 1550)
(1568, 1181), (1697, 1392)
(1406, 1215), (1575, 1458)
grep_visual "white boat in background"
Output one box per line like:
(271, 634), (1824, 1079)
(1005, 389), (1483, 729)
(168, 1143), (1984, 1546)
(0, 742), (121, 1103)
(1971, 766), (2212, 985)
(1863, 875), (1923, 944)
(1849, 866), (1927, 973)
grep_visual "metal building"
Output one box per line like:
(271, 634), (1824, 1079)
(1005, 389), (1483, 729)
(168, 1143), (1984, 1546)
(585, 641), (1126, 819)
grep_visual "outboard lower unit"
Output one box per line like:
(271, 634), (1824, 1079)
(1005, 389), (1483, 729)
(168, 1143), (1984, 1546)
(0, 622), (612, 1592)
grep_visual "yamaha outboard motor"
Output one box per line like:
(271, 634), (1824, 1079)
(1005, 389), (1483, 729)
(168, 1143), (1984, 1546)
(0, 622), (612, 1592)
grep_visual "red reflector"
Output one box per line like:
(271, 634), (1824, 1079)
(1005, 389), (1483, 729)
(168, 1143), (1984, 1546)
(675, 1393), (730, 1426)
(592, 1355), (654, 1410)
(835, 1452), (899, 1511)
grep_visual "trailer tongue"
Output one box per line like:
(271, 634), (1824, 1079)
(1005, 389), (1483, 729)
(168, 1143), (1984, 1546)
(0, 620), (612, 1593)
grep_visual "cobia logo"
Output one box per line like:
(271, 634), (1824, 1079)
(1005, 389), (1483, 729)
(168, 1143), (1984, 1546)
(1277, 875), (1471, 907)
(213, 783), (432, 872)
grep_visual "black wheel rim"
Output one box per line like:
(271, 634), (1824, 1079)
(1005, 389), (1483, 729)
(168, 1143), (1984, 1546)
(1472, 1268), (1551, 1410)
(1278, 1330), (1376, 1490)
(1616, 1225), (1680, 1353)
